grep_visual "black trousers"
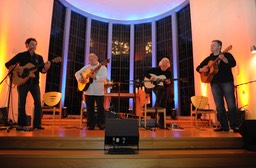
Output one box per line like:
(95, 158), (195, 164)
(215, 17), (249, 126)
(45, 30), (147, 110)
(17, 83), (42, 127)
(86, 95), (105, 128)
(153, 87), (167, 128)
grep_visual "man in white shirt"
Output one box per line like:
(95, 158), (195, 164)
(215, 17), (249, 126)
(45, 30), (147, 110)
(75, 53), (108, 130)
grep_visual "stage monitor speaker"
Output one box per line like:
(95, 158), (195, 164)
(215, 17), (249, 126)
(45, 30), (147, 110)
(239, 120), (256, 151)
(105, 119), (139, 154)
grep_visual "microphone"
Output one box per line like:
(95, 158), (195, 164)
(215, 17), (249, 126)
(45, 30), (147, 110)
(29, 46), (35, 51)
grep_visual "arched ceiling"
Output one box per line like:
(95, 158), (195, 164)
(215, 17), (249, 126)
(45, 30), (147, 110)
(64, 0), (187, 21)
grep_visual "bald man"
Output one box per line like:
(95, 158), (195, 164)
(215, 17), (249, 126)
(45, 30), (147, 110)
(144, 57), (173, 129)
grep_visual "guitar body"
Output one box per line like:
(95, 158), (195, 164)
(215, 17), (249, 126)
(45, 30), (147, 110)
(77, 59), (110, 91)
(11, 63), (37, 86)
(77, 69), (93, 91)
(9, 57), (61, 86)
(144, 74), (166, 89)
(200, 45), (232, 83)
(200, 60), (219, 83)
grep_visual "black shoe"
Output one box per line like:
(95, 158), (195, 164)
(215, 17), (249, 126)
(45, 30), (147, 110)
(34, 126), (45, 130)
(232, 127), (240, 133)
(213, 128), (229, 132)
(98, 125), (105, 130)
(158, 125), (164, 129)
(87, 126), (95, 130)
(16, 126), (25, 131)
(16, 126), (34, 131)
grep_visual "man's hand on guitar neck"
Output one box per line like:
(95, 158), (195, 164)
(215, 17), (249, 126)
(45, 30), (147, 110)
(42, 61), (51, 73)
(218, 54), (228, 63)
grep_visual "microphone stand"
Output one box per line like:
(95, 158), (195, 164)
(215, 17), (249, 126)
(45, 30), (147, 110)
(152, 82), (160, 130)
(117, 82), (121, 113)
(0, 63), (19, 130)
(234, 80), (256, 125)
(234, 80), (256, 109)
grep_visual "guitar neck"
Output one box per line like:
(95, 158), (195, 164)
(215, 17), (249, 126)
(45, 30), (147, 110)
(208, 45), (232, 68)
(91, 64), (103, 74)
(28, 62), (45, 71)
(27, 57), (59, 71)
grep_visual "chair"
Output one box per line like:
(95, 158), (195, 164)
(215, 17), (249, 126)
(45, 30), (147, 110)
(136, 88), (166, 129)
(190, 95), (217, 129)
(42, 91), (62, 127)
(80, 91), (86, 129)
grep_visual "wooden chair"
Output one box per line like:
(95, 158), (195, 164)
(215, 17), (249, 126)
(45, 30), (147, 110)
(80, 91), (86, 129)
(190, 95), (217, 129)
(42, 91), (62, 127)
(136, 88), (166, 129)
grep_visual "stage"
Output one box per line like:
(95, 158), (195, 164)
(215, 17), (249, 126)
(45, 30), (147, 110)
(0, 118), (255, 168)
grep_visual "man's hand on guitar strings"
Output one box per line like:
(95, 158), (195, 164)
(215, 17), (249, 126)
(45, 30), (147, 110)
(87, 73), (96, 80)
(200, 66), (209, 73)
(16, 66), (24, 76)
(150, 76), (155, 81)
(78, 78), (85, 83)
(165, 79), (171, 85)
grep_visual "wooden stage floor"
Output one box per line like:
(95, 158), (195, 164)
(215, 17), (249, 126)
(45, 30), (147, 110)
(0, 118), (244, 150)
(0, 118), (256, 168)
(0, 118), (242, 139)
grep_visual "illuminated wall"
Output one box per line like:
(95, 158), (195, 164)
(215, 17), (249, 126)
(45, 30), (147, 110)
(1, 0), (255, 120)
(190, 0), (256, 119)
(0, 0), (53, 121)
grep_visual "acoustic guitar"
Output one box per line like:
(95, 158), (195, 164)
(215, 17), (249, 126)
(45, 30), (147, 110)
(77, 59), (109, 91)
(200, 45), (232, 83)
(144, 73), (186, 89)
(10, 57), (62, 86)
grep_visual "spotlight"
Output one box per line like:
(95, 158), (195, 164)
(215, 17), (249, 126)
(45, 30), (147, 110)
(251, 45), (256, 54)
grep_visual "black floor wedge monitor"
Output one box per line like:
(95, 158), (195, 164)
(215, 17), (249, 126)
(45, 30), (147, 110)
(104, 118), (139, 154)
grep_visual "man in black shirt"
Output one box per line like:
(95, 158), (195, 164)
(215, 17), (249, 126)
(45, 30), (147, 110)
(5, 38), (51, 130)
(196, 40), (239, 133)
(144, 58), (172, 129)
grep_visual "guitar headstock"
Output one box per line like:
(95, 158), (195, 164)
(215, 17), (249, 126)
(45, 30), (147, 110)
(51, 57), (62, 63)
(101, 59), (110, 66)
(223, 45), (232, 53)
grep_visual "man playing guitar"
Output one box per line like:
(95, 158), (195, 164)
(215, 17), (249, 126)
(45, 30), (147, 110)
(144, 57), (172, 129)
(196, 40), (239, 133)
(75, 53), (107, 130)
(5, 38), (51, 131)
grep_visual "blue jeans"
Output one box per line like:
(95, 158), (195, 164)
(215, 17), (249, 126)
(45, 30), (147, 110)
(211, 82), (238, 130)
(17, 84), (42, 127)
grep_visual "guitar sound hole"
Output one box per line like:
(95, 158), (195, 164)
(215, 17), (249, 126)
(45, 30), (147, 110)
(21, 69), (29, 78)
